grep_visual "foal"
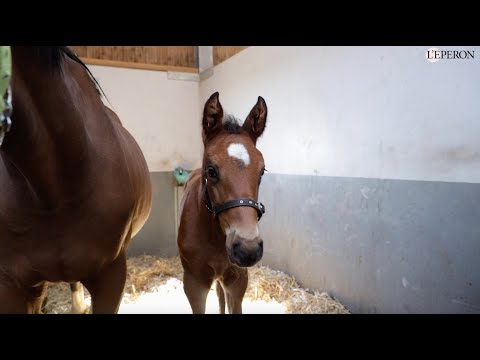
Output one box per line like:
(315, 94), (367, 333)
(177, 92), (268, 314)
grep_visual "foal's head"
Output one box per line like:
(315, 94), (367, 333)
(202, 92), (268, 267)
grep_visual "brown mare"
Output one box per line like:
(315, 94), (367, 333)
(0, 47), (152, 314)
(177, 92), (268, 314)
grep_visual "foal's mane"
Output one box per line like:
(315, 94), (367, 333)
(223, 115), (243, 133)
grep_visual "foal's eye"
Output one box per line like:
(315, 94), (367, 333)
(207, 166), (218, 179)
(259, 167), (266, 185)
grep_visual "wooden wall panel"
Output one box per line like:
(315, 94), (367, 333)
(69, 46), (250, 71)
(69, 46), (196, 68)
(213, 46), (248, 65)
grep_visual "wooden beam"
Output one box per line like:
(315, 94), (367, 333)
(80, 57), (199, 73)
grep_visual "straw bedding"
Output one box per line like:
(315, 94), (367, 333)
(44, 255), (349, 314)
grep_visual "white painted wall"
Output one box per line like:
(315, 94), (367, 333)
(88, 65), (203, 172)
(200, 46), (480, 183)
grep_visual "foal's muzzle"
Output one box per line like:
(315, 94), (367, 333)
(228, 235), (264, 267)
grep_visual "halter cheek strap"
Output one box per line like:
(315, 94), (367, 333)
(204, 178), (266, 221)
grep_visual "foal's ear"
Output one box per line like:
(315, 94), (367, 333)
(202, 92), (224, 141)
(243, 96), (268, 143)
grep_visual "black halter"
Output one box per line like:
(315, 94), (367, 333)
(204, 178), (265, 220)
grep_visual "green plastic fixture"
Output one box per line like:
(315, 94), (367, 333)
(174, 167), (191, 186)
(0, 46), (12, 115)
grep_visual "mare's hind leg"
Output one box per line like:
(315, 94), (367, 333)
(32, 283), (49, 314)
(183, 269), (212, 314)
(83, 251), (127, 314)
(70, 282), (89, 314)
(223, 267), (248, 314)
(215, 280), (226, 314)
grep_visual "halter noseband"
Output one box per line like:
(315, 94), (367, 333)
(204, 178), (265, 221)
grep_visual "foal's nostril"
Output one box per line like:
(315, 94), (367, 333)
(256, 240), (264, 258)
(229, 238), (263, 266)
(232, 241), (241, 257)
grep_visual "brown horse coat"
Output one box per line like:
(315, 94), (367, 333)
(0, 47), (152, 314)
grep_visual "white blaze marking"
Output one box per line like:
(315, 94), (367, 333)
(227, 143), (250, 166)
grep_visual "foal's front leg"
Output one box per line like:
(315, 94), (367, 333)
(222, 267), (248, 314)
(183, 269), (212, 314)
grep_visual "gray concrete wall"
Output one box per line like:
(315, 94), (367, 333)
(258, 173), (480, 314)
(128, 170), (480, 314)
(127, 172), (178, 257)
